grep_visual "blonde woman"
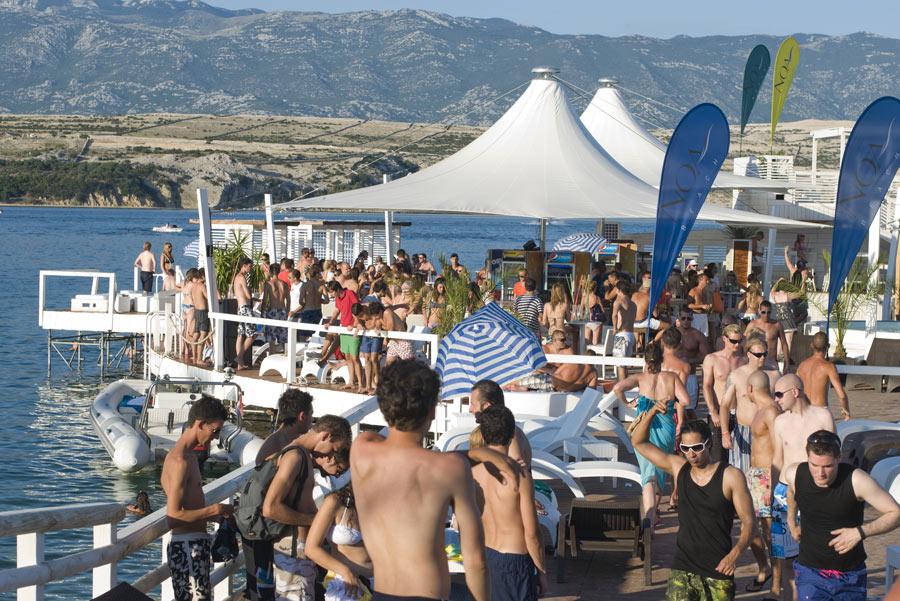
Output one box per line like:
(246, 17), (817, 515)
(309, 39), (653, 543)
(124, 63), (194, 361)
(738, 281), (763, 324)
(160, 242), (175, 275)
(541, 283), (571, 338)
(305, 483), (373, 601)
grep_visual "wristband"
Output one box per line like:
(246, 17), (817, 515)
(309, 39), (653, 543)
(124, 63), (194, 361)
(857, 526), (866, 540)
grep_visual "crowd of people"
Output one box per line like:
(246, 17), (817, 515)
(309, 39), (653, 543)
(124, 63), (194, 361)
(162, 363), (550, 601)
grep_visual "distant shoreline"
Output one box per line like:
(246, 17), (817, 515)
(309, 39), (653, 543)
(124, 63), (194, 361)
(0, 203), (195, 210)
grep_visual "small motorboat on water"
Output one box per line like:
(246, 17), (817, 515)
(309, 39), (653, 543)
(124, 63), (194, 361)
(90, 377), (263, 472)
(152, 223), (183, 233)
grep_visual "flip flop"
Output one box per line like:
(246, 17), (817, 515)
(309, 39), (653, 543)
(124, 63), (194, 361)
(745, 573), (772, 592)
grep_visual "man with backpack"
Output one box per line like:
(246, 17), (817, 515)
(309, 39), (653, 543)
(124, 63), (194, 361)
(241, 390), (314, 601)
(238, 414), (351, 601)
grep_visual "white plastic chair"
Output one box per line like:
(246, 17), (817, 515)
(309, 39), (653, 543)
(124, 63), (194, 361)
(527, 388), (611, 456)
(586, 329), (615, 378)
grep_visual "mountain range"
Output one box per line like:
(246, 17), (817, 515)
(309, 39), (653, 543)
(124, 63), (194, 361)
(1, 0), (898, 126)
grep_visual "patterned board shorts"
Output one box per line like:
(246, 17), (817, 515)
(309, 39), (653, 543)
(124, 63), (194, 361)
(665, 569), (734, 601)
(386, 339), (413, 360)
(264, 308), (288, 344)
(237, 304), (256, 338)
(771, 481), (800, 559)
(167, 534), (211, 601)
(746, 466), (772, 518)
(613, 332), (636, 358)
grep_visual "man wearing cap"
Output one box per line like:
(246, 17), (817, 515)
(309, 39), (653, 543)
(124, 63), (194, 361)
(783, 430), (899, 601)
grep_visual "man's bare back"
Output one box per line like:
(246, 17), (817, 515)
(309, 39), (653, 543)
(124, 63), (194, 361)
(632, 290), (650, 322)
(135, 249), (156, 272)
(351, 435), (478, 599)
(677, 326), (709, 366)
(190, 281), (208, 311)
(266, 278), (289, 311)
(472, 463), (529, 555)
(796, 355), (850, 418)
(613, 295), (636, 333)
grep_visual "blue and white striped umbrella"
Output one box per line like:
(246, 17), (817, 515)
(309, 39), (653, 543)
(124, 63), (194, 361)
(552, 233), (609, 254)
(435, 302), (547, 399)
(183, 239), (200, 258)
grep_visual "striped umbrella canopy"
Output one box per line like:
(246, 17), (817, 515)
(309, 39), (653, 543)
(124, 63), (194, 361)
(435, 302), (547, 399)
(552, 233), (609, 254)
(183, 239), (200, 258)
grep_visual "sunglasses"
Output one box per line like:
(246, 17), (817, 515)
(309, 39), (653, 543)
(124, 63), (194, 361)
(749, 350), (767, 358)
(774, 387), (797, 399)
(680, 315), (693, 321)
(726, 337), (742, 345)
(679, 439), (709, 454)
(759, 310), (770, 315)
(807, 431), (840, 446)
(518, 275), (526, 279)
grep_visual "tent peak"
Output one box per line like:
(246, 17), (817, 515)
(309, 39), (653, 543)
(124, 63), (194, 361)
(597, 77), (619, 87)
(531, 66), (559, 79)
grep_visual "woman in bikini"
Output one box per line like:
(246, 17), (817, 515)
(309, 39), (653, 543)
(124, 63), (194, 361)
(738, 281), (763, 325)
(584, 280), (606, 347)
(425, 278), (447, 329)
(541, 283), (571, 341)
(160, 242), (175, 276)
(613, 342), (691, 534)
(306, 480), (373, 601)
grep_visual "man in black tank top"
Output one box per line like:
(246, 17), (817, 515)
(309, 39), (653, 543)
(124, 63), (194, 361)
(632, 407), (756, 600)
(783, 430), (900, 601)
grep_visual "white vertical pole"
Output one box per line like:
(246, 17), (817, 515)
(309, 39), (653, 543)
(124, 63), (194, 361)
(810, 136), (818, 185)
(197, 189), (224, 370)
(161, 531), (174, 601)
(17, 532), (44, 601)
(763, 210), (778, 297)
(133, 266), (139, 291)
(383, 174), (392, 262)
(839, 128), (846, 165)
(286, 325), (297, 384)
(92, 522), (117, 596)
(264, 193), (277, 260)
(883, 192), (900, 320)
(868, 212), (881, 290)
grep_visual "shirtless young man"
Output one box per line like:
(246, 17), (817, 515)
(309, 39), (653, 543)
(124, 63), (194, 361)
(687, 272), (714, 339)
(795, 332), (851, 420)
(659, 328), (695, 413)
(659, 308), (710, 369)
(473, 406), (548, 601)
(612, 280), (637, 380)
(161, 396), (233, 601)
(470, 379), (532, 469)
(746, 301), (790, 370)
(702, 324), (747, 430)
(262, 265), (289, 351)
(134, 241), (156, 293)
(262, 415), (352, 601)
(719, 337), (781, 472)
(543, 329), (597, 392)
(351, 360), (492, 601)
(743, 371), (784, 597)
(233, 257), (256, 370)
(190, 269), (211, 365)
(771, 374), (835, 600)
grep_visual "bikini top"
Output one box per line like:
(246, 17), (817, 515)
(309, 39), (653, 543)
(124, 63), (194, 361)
(329, 506), (363, 546)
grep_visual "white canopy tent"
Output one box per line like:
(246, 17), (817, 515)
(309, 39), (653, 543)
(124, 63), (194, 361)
(277, 68), (815, 234)
(580, 79), (784, 191)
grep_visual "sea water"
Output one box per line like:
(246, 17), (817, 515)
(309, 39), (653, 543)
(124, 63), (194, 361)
(0, 205), (660, 598)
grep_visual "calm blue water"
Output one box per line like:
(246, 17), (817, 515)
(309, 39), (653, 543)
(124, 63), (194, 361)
(0, 206), (610, 598)
(0, 205), (658, 598)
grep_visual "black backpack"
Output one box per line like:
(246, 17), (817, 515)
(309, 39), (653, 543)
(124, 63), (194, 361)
(235, 445), (309, 542)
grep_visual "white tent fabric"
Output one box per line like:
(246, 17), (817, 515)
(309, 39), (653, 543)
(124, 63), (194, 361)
(580, 82), (784, 191)
(278, 72), (813, 228)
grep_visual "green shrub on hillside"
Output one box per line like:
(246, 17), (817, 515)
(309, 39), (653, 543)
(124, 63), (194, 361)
(0, 159), (162, 202)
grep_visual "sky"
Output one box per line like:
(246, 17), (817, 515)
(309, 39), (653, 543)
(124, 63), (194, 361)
(207, 0), (900, 38)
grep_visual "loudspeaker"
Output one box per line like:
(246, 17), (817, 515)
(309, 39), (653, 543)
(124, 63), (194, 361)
(523, 240), (538, 251)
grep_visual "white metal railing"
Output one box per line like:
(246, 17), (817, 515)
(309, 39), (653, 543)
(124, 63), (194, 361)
(38, 270), (117, 331)
(0, 466), (254, 601)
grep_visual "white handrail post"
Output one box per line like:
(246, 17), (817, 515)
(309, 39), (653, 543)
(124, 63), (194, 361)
(161, 531), (174, 601)
(107, 273), (116, 332)
(38, 272), (45, 328)
(286, 324), (297, 384)
(212, 496), (235, 600)
(17, 532), (44, 601)
(429, 335), (438, 367)
(92, 521), (118, 596)
(91, 275), (100, 295)
(133, 266), (139, 291)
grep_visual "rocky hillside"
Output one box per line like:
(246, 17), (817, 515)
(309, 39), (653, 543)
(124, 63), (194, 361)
(0, 1), (897, 126)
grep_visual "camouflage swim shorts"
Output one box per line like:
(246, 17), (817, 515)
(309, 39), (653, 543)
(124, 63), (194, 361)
(665, 569), (735, 600)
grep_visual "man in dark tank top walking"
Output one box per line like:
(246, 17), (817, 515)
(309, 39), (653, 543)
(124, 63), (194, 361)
(631, 407), (756, 600)
(783, 430), (900, 600)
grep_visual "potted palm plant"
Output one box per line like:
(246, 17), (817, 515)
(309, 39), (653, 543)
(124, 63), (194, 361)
(811, 251), (880, 359)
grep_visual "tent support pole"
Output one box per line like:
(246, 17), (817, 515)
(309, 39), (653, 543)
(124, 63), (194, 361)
(539, 218), (547, 252)
(264, 193), (277, 260)
(763, 208), (777, 298)
(383, 174), (392, 262)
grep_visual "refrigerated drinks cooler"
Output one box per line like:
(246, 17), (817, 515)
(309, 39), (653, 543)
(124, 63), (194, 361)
(488, 250), (593, 301)
(488, 244), (636, 301)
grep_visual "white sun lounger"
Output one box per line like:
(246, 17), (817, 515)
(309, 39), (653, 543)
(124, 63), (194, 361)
(837, 419), (900, 442)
